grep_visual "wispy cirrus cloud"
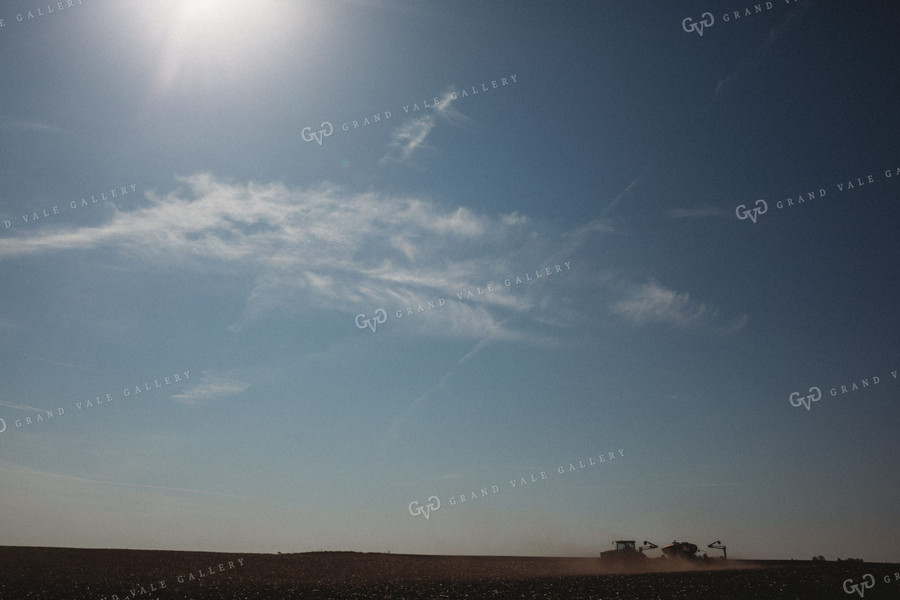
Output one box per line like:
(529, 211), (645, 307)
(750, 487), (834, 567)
(612, 279), (709, 326)
(0, 173), (562, 339)
(170, 371), (250, 406)
(381, 90), (466, 164)
(0, 172), (743, 339)
(611, 279), (748, 333)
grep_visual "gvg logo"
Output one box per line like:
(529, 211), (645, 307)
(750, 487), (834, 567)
(301, 121), (334, 146)
(682, 12), (714, 36)
(787, 368), (893, 412)
(735, 199), (768, 224)
(408, 447), (624, 522)
(843, 574), (875, 597)
(789, 386), (821, 411)
(355, 309), (387, 333)
(408, 496), (441, 520)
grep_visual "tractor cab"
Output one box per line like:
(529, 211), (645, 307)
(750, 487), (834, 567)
(599, 539), (656, 565)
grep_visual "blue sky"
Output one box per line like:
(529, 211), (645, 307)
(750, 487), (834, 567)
(1, 0), (898, 562)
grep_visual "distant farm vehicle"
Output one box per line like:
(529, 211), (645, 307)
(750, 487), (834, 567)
(600, 538), (729, 568)
(661, 540), (700, 560)
(599, 540), (658, 567)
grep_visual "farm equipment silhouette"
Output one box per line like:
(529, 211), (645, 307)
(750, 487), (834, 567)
(598, 540), (658, 566)
(661, 540), (700, 559)
(600, 539), (727, 566)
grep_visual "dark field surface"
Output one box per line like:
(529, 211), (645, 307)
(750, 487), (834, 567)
(1, 547), (898, 600)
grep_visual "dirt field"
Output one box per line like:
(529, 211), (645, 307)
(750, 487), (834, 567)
(1, 546), (897, 600)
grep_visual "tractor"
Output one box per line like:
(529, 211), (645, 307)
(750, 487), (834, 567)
(599, 540), (658, 567)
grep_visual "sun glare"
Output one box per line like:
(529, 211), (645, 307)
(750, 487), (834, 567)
(148, 0), (306, 96)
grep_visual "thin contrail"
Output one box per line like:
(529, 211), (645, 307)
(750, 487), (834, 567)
(0, 401), (49, 413)
(381, 321), (507, 448)
(703, 3), (812, 114)
(5, 462), (261, 502)
(601, 164), (653, 217)
(0, 349), (96, 373)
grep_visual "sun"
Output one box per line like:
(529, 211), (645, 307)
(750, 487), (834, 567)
(145, 0), (309, 97)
